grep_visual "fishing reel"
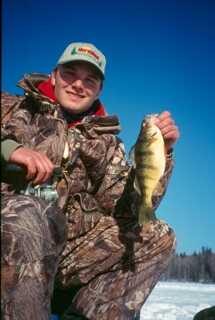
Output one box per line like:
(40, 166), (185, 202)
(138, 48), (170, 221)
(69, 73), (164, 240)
(3, 163), (62, 202)
(20, 184), (59, 202)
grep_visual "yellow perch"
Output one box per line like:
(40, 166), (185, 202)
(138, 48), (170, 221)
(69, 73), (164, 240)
(131, 115), (166, 225)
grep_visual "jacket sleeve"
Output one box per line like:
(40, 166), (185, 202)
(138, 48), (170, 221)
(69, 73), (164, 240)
(2, 107), (35, 147)
(1, 139), (23, 162)
(1, 93), (29, 159)
(94, 137), (130, 215)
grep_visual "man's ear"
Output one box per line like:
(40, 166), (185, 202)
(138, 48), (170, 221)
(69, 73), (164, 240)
(50, 70), (56, 86)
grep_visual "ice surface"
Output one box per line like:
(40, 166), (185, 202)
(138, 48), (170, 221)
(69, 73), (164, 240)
(140, 281), (215, 320)
(51, 281), (214, 319)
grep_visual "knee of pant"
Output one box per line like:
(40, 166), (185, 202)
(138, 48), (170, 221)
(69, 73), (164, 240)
(1, 195), (66, 264)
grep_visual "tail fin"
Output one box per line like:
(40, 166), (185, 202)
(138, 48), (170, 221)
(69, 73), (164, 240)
(138, 204), (156, 226)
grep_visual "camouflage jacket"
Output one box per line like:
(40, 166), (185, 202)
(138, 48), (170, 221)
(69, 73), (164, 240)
(1, 73), (174, 240)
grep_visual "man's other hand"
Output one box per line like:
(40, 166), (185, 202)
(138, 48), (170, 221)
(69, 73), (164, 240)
(9, 147), (54, 185)
(153, 111), (180, 152)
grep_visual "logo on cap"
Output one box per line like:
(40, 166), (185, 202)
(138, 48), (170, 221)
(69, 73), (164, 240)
(71, 46), (101, 62)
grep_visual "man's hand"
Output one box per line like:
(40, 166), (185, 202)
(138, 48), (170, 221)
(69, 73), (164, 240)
(153, 111), (180, 152)
(9, 147), (54, 185)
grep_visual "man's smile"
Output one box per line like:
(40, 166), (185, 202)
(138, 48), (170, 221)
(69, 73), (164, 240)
(66, 91), (85, 99)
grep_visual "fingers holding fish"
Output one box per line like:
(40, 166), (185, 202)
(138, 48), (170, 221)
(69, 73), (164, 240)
(154, 111), (174, 127)
(153, 111), (180, 150)
(159, 123), (177, 136)
(158, 110), (172, 120)
(158, 118), (175, 130)
(162, 126), (180, 140)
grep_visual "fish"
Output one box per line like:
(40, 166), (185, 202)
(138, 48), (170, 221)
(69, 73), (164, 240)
(130, 114), (166, 225)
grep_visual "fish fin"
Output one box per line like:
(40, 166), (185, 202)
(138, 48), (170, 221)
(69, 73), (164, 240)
(134, 176), (141, 195)
(128, 145), (136, 168)
(138, 204), (156, 226)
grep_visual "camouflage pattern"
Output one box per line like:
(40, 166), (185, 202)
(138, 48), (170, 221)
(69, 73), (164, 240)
(1, 92), (25, 126)
(1, 195), (67, 320)
(1, 74), (176, 319)
(57, 218), (175, 320)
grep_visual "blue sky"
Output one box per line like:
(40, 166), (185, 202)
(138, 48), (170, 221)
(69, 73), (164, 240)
(2, 0), (215, 254)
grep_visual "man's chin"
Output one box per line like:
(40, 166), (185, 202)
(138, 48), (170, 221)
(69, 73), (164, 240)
(62, 104), (89, 115)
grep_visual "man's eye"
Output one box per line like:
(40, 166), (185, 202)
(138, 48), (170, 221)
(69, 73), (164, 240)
(86, 78), (96, 85)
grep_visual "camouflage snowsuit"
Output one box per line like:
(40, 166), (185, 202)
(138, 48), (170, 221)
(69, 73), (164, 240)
(1, 74), (176, 320)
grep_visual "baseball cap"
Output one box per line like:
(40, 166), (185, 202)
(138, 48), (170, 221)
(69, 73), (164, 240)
(57, 42), (106, 79)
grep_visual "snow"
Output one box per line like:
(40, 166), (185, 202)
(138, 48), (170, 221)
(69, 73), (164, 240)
(140, 281), (215, 320)
(51, 281), (215, 319)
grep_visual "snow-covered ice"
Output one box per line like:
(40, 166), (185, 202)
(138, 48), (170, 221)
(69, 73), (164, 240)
(140, 281), (215, 320)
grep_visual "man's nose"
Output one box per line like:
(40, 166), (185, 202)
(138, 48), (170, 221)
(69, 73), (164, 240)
(72, 78), (83, 88)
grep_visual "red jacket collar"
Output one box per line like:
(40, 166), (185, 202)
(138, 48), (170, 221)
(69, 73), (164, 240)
(37, 77), (57, 102)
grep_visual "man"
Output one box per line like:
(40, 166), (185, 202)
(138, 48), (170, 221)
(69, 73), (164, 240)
(1, 42), (179, 320)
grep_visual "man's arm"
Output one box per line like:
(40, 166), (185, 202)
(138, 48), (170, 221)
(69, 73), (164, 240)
(2, 97), (56, 185)
(1, 139), (23, 162)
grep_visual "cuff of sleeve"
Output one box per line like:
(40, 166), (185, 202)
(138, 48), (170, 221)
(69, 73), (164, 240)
(1, 139), (23, 162)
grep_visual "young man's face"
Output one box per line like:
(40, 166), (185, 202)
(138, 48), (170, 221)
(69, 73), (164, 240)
(51, 61), (103, 114)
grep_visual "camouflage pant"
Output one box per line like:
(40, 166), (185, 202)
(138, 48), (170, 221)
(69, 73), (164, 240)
(53, 215), (176, 320)
(1, 195), (176, 320)
(1, 195), (67, 320)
